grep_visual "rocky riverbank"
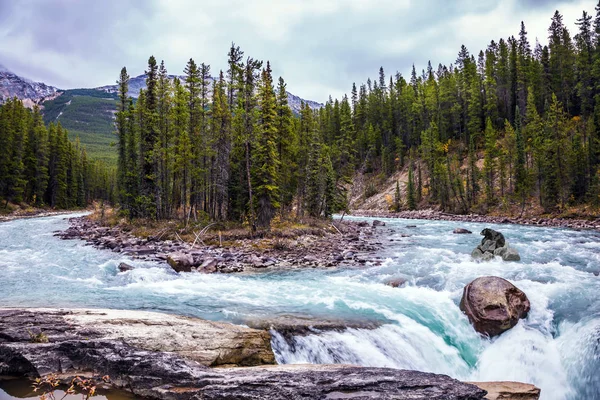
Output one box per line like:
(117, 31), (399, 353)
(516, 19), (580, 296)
(352, 208), (600, 231)
(0, 209), (79, 223)
(56, 216), (385, 273)
(0, 308), (540, 400)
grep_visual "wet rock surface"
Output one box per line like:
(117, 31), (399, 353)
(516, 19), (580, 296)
(469, 381), (541, 400)
(0, 308), (491, 400)
(56, 217), (382, 274)
(459, 277), (530, 337)
(0, 308), (275, 367)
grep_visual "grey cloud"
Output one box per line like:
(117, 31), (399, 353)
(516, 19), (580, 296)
(0, 0), (591, 102)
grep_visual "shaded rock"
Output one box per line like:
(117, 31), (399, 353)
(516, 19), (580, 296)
(501, 247), (521, 262)
(117, 262), (134, 272)
(248, 315), (384, 336)
(385, 278), (407, 288)
(480, 239), (497, 252)
(480, 228), (505, 248)
(459, 277), (530, 337)
(372, 220), (386, 227)
(406, 225), (417, 228)
(469, 381), (540, 400)
(0, 308), (275, 368)
(357, 221), (370, 227)
(493, 246), (521, 262)
(198, 257), (218, 273)
(471, 248), (484, 259)
(167, 252), (195, 273)
(453, 228), (472, 234)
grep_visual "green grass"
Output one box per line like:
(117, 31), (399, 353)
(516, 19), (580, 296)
(42, 90), (119, 165)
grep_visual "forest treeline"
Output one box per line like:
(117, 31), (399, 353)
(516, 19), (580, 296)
(116, 48), (345, 228)
(344, 6), (600, 215)
(0, 99), (114, 208)
(117, 5), (600, 227)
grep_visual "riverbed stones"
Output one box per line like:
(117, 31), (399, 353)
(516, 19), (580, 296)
(57, 216), (381, 274)
(471, 228), (521, 262)
(372, 219), (386, 227)
(459, 277), (530, 337)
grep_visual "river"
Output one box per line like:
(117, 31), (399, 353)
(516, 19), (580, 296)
(0, 213), (598, 399)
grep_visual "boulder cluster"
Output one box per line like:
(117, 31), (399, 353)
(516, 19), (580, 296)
(471, 228), (521, 262)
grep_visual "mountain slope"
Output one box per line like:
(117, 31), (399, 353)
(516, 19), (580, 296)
(1, 67), (323, 165)
(42, 89), (119, 164)
(96, 74), (323, 114)
(0, 64), (60, 106)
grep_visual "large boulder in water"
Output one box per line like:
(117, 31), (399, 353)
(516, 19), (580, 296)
(471, 228), (520, 262)
(459, 276), (530, 337)
(167, 252), (195, 272)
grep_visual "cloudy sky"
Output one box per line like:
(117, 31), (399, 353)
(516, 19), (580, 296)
(0, 0), (594, 102)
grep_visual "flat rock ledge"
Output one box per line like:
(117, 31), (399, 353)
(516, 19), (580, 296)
(0, 308), (274, 367)
(0, 308), (539, 400)
(468, 381), (541, 400)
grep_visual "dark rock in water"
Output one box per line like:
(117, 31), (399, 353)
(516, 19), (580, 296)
(460, 276), (530, 337)
(453, 228), (472, 234)
(480, 228), (505, 248)
(471, 228), (520, 262)
(0, 308), (489, 400)
(385, 278), (407, 288)
(117, 262), (134, 272)
(406, 225), (417, 228)
(372, 220), (386, 227)
(357, 221), (370, 227)
(167, 252), (195, 273)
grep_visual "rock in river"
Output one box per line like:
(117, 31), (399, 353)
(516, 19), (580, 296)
(117, 262), (134, 272)
(471, 228), (520, 262)
(167, 252), (195, 273)
(453, 228), (472, 234)
(459, 276), (530, 337)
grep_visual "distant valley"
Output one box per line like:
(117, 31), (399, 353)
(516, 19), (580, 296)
(0, 65), (323, 165)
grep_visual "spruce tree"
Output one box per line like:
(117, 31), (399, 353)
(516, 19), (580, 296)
(253, 62), (280, 228)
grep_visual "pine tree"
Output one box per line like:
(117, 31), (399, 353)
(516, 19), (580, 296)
(253, 62), (280, 228)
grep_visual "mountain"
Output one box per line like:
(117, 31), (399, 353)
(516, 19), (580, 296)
(0, 64), (61, 106)
(96, 73), (323, 115)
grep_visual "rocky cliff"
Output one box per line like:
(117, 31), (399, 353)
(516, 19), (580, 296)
(0, 65), (60, 106)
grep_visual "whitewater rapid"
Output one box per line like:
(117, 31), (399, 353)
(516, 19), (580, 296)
(0, 213), (598, 399)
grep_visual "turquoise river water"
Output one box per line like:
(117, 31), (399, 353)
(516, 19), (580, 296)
(0, 213), (598, 399)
